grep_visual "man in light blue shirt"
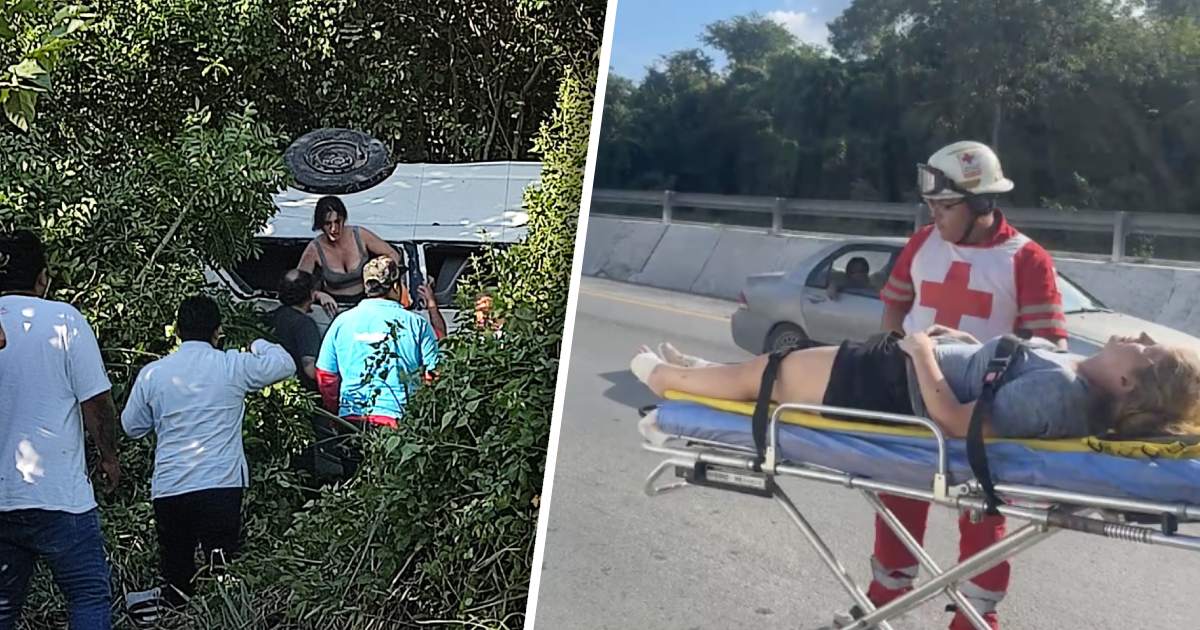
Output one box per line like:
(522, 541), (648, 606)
(120, 296), (293, 610)
(315, 256), (440, 428)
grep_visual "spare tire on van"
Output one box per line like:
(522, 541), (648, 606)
(284, 128), (395, 194)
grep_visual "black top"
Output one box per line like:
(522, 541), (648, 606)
(270, 305), (321, 391)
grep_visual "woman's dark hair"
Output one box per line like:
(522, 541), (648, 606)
(0, 230), (47, 293)
(176, 295), (222, 342)
(277, 269), (315, 307)
(312, 196), (348, 231)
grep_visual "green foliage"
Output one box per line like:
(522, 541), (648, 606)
(0, 104), (286, 386)
(598, 2), (1200, 215)
(0, 1), (95, 131)
(140, 61), (597, 630)
(27, 0), (606, 162)
(1, 0), (603, 627)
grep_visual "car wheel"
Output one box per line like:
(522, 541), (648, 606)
(765, 323), (808, 353)
(284, 128), (395, 194)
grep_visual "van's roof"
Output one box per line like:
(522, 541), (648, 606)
(261, 161), (542, 243)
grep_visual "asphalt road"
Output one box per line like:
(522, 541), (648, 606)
(531, 276), (1200, 630)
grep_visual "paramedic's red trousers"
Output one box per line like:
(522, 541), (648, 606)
(867, 493), (1007, 630)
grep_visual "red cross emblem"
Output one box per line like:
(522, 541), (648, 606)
(919, 261), (993, 328)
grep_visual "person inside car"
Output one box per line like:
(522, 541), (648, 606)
(827, 256), (875, 300)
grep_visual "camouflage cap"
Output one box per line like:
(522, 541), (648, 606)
(363, 256), (406, 296)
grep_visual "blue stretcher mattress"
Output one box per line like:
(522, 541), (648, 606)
(655, 400), (1200, 507)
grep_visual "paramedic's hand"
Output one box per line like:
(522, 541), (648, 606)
(924, 324), (978, 345)
(99, 456), (121, 494)
(0, 322), (5, 349)
(898, 331), (935, 357)
(313, 291), (339, 318)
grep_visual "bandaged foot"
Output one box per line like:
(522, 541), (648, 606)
(631, 350), (665, 390)
(658, 341), (720, 368)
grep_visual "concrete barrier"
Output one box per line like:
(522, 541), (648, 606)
(584, 216), (1200, 336)
(581, 218), (666, 282)
(630, 224), (721, 292)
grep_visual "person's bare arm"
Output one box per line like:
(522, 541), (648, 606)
(295, 243), (338, 316)
(882, 302), (909, 335)
(361, 228), (403, 263)
(898, 333), (989, 438)
(417, 282), (448, 339)
(81, 391), (120, 492)
(297, 241), (318, 273)
(300, 356), (317, 382)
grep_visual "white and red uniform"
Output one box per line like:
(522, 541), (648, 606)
(881, 212), (1067, 342)
(870, 211), (1065, 630)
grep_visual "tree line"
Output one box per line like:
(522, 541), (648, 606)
(596, 0), (1200, 216)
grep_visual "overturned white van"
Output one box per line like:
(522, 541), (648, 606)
(208, 160), (542, 333)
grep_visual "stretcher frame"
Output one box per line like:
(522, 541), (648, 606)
(641, 401), (1200, 630)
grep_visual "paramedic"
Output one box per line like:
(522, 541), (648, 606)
(874, 140), (1067, 629)
(121, 296), (294, 607)
(315, 256), (440, 429)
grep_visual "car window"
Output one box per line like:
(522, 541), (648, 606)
(1057, 272), (1107, 313)
(807, 247), (896, 299)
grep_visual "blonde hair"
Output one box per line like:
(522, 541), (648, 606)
(1110, 346), (1200, 436)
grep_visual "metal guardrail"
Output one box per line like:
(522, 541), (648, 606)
(592, 189), (1200, 263)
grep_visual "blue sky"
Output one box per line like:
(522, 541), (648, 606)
(608, 0), (855, 81)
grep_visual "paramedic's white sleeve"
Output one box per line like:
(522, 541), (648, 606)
(121, 368), (156, 439)
(236, 339), (296, 391)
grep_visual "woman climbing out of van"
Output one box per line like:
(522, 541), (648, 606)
(298, 195), (449, 337)
(298, 195), (407, 315)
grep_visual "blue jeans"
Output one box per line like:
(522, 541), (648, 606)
(0, 508), (112, 630)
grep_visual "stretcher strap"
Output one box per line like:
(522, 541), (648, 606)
(968, 335), (1022, 515)
(751, 347), (796, 471)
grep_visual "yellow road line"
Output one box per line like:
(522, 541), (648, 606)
(580, 287), (732, 323)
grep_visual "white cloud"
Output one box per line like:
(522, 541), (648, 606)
(767, 9), (831, 48)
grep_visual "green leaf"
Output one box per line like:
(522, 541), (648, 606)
(4, 96), (29, 131)
(0, 16), (14, 40)
(10, 59), (44, 80)
(399, 442), (419, 464)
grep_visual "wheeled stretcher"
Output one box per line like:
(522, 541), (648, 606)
(638, 391), (1200, 630)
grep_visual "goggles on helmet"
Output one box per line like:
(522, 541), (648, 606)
(917, 163), (973, 198)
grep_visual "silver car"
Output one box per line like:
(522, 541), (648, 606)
(731, 236), (1200, 355)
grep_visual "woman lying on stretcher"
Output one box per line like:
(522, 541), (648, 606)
(631, 325), (1200, 439)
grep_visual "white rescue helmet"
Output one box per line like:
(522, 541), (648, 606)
(917, 140), (1014, 201)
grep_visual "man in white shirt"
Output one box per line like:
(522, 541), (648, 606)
(121, 295), (293, 608)
(0, 230), (121, 630)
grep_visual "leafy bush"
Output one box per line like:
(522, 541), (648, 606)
(163, 59), (598, 630)
(2, 1), (602, 626)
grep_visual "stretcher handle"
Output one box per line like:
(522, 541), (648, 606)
(769, 402), (949, 479)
